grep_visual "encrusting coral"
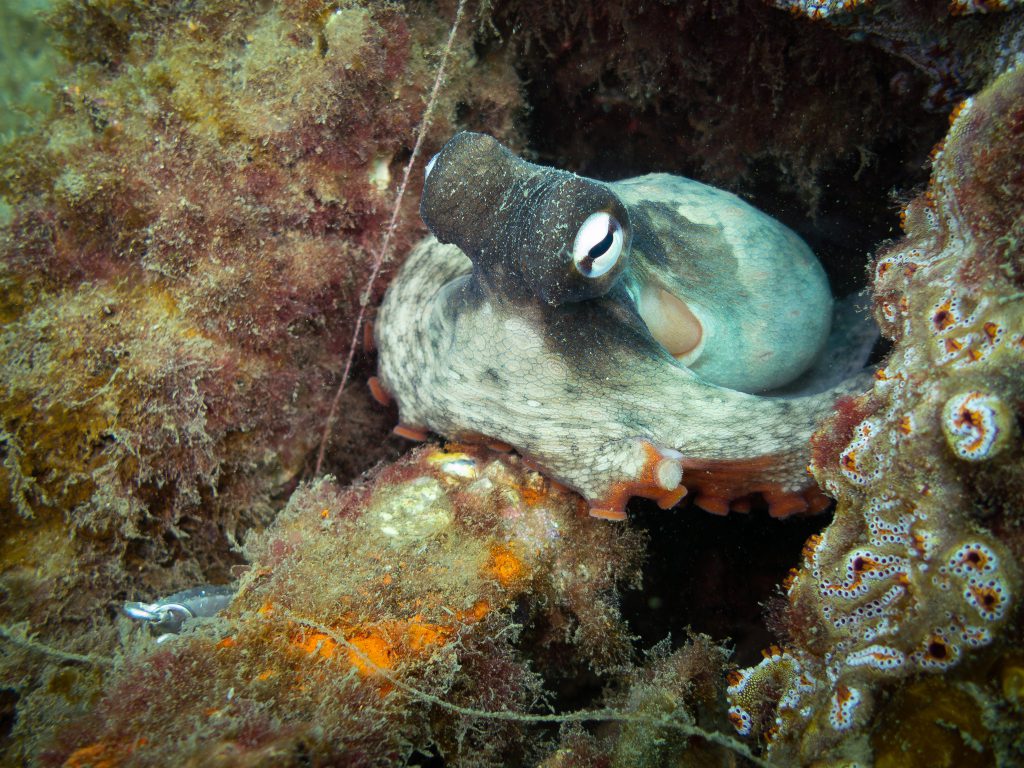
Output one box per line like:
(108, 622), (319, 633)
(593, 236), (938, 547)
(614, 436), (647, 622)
(726, 63), (1024, 766)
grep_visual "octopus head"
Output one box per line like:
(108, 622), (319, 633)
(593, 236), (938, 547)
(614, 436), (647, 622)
(420, 131), (632, 306)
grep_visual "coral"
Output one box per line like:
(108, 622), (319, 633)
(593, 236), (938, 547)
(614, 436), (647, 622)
(871, 676), (996, 767)
(44, 444), (647, 767)
(727, 64), (1024, 766)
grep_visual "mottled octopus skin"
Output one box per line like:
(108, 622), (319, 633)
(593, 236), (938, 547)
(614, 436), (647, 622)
(376, 133), (864, 519)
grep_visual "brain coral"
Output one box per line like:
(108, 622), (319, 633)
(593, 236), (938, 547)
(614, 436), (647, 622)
(727, 63), (1024, 766)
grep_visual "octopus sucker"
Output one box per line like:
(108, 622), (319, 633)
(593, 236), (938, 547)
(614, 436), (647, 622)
(375, 132), (873, 520)
(393, 423), (430, 442)
(367, 375), (393, 406)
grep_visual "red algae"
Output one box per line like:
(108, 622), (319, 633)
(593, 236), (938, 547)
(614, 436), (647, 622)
(0, 1), (523, 759)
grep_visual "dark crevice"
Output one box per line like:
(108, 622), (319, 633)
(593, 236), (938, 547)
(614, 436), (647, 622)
(621, 498), (830, 668)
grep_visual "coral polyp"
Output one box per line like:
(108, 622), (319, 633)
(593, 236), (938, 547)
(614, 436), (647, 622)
(942, 390), (1015, 461)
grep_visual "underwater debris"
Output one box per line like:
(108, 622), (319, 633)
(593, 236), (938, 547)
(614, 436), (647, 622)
(123, 584), (236, 643)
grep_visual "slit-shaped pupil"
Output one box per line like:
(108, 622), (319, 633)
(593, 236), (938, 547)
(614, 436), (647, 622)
(589, 229), (614, 258)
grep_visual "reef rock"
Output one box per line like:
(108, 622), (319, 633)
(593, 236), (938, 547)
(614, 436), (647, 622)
(45, 445), (646, 767)
(0, 0), (522, 760)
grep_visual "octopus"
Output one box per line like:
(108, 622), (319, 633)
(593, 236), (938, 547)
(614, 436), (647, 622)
(373, 132), (874, 520)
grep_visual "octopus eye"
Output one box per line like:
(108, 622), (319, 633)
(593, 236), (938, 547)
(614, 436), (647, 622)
(425, 153), (439, 178)
(573, 212), (623, 278)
